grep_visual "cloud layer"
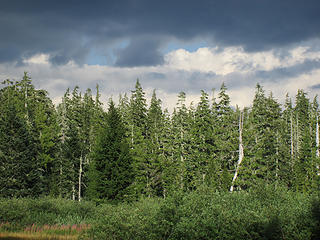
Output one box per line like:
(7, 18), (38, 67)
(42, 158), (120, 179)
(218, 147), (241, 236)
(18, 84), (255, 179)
(1, 42), (320, 111)
(1, 1), (320, 111)
(1, 0), (320, 66)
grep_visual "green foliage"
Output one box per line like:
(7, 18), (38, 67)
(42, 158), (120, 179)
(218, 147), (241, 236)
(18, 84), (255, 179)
(85, 198), (161, 240)
(0, 189), (320, 240)
(0, 79), (42, 197)
(0, 197), (96, 229)
(88, 100), (134, 201)
(2, 72), (320, 208)
(83, 187), (320, 240)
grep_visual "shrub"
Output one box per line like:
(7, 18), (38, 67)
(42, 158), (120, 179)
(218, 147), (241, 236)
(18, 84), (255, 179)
(84, 186), (320, 240)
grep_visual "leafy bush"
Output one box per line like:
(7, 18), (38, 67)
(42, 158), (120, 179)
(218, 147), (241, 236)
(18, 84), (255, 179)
(84, 197), (162, 240)
(83, 185), (320, 240)
(1, 188), (320, 239)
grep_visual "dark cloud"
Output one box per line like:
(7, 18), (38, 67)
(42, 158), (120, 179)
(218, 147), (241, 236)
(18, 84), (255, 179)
(144, 72), (167, 80)
(255, 59), (320, 81)
(1, 0), (320, 66)
(310, 84), (320, 90)
(115, 37), (164, 67)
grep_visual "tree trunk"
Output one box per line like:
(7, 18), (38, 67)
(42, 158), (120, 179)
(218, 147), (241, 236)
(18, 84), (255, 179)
(78, 155), (83, 202)
(230, 110), (244, 192)
(72, 185), (75, 201)
(290, 113), (294, 159)
(131, 125), (134, 148)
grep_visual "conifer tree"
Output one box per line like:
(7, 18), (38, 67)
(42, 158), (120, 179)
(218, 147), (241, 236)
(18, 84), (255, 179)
(279, 94), (295, 187)
(293, 90), (313, 191)
(146, 90), (165, 196)
(191, 90), (214, 187)
(215, 83), (238, 190)
(171, 92), (194, 190)
(129, 80), (149, 197)
(160, 109), (177, 196)
(0, 79), (41, 197)
(243, 84), (281, 187)
(88, 100), (133, 201)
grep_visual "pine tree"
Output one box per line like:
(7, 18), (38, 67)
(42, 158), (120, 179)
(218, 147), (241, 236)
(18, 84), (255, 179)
(191, 90), (215, 187)
(171, 92), (194, 190)
(0, 79), (41, 197)
(146, 90), (165, 196)
(88, 100), (133, 201)
(160, 109), (177, 197)
(129, 80), (149, 197)
(279, 94), (295, 187)
(32, 89), (60, 195)
(293, 90), (313, 191)
(215, 83), (237, 191)
(240, 84), (281, 188)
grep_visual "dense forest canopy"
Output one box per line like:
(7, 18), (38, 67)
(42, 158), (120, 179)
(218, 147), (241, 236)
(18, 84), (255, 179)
(1, 72), (319, 201)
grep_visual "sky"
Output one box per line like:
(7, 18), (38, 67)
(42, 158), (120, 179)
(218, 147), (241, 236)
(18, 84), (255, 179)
(1, 0), (320, 111)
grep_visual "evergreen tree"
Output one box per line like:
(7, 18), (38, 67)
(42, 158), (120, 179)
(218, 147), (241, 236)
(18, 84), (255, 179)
(0, 79), (41, 197)
(293, 90), (313, 191)
(190, 90), (215, 187)
(215, 83), (238, 191)
(146, 90), (165, 197)
(279, 94), (295, 187)
(88, 100), (133, 201)
(171, 92), (194, 190)
(160, 108), (177, 196)
(129, 80), (149, 197)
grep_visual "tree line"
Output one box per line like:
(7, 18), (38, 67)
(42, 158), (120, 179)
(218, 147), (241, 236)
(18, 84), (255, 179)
(0, 72), (319, 201)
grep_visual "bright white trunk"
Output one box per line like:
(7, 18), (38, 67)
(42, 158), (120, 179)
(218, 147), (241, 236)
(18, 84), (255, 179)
(72, 185), (75, 201)
(230, 110), (244, 192)
(78, 155), (83, 202)
(180, 128), (184, 189)
(25, 87), (29, 123)
(131, 125), (134, 148)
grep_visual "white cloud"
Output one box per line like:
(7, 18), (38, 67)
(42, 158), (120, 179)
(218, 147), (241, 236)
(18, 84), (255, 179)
(23, 54), (50, 65)
(1, 45), (320, 112)
(164, 46), (320, 75)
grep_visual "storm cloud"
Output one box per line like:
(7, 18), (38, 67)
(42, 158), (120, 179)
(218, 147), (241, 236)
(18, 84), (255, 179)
(1, 0), (320, 66)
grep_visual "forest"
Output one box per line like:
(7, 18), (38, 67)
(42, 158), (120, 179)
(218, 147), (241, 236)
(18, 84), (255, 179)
(1, 72), (320, 239)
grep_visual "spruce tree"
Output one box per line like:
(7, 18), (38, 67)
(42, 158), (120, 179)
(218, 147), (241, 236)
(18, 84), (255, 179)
(88, 100), (133, 201)
(0, 81), (40, 197)
(191, 90), (214, 187)
(293, 90), (313, 191)
(171, 92), (193, 190)
(146, 90), (165, 196)
(129, 79), (149, 197)
(215, 83), (237, 191)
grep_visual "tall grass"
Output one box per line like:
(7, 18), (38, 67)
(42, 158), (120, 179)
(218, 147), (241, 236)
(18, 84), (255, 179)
(83, 185), (320, 240)
(0, 197), (96, 231)
(1, 187), (320, 240)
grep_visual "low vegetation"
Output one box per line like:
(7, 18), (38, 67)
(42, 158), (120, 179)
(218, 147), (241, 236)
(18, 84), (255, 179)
(1, 186), (320, 240)
(0, 198), (95, 239)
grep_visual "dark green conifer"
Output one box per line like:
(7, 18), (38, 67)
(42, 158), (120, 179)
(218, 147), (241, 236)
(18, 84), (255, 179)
(88, 100), (134, 201)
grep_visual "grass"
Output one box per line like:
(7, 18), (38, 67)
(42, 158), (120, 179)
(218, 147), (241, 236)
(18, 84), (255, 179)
(0, 198), (95, 240)
(1, 186), (320, 240)
(0, 232), (77, 240)
(0, 222), (90, 240)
